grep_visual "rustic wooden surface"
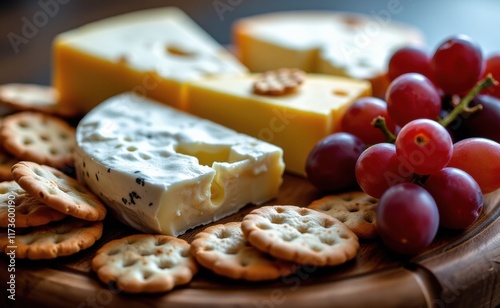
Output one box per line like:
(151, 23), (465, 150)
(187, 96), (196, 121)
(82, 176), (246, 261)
(1, 173), (499, 308)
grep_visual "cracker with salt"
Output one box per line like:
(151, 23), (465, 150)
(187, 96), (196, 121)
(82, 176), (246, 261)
(11, 161), (106, 221)
(191, 222), (296, 281)
(92, 234), (198, 294)
(0, 111), (75, 169)
(0, 217), (103, 259)
(308, 191), (378, 239)
(0, 181), (66, 227)
(241, 205), (359, 267)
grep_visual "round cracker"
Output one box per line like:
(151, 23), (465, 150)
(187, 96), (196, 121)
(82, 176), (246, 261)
(0, 83), (78, 117)
(0, 180), (66, 227)
(0, 111), (76, 169)
(191, 222), (296, 281)
(92, 234), (198, 294)
(0, 217), (103, 259)
(241, 205), (359, 267)
(11, 161), (106, 221)
(308, 191), (378, 239)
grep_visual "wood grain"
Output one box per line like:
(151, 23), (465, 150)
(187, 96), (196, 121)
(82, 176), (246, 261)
(1, 174), (499, 308)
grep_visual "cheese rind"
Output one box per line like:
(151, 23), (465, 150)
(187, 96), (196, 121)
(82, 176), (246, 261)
(75, 93), (284, 236)
(186, 74), (371, 175)
(233, 11), (424, 97)
(54, 7), (247, 114)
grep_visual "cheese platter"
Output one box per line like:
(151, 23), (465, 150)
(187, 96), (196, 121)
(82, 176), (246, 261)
(0, 3), (500, 308)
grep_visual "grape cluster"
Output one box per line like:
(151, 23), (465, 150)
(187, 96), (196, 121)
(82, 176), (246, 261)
(306, 34), (500, 255)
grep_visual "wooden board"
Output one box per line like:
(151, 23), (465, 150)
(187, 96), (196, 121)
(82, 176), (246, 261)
(1, 173), (500, 308)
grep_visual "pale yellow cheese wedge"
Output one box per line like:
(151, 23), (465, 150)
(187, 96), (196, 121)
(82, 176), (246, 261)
(233, 11), (424, 97)
(53, 7), (247, 114)
(186, 74), (371, 175)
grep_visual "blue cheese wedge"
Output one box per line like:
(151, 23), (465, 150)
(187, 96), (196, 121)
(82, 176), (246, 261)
(75, 93), (284, 236)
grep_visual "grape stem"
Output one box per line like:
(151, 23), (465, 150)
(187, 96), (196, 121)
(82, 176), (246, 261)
(372, 116), (397, 143)
(438, 74), (498, 127)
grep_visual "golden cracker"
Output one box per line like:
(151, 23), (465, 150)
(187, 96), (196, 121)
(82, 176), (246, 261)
(0, 111), (76, 169)
(253, 68), (305, 96)
(92, 234), (198, 294)
(11, 161), (106, 221)
(0, 217), (103, 259)
(308, 191), (378, 239)
(191, 222), (296, 281)
(241, 205), (359, 267)
(0, 181), (66, 227)
(0, 83), (77, 117)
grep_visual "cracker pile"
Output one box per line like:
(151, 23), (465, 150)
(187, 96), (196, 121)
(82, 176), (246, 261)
(0, 162), (106, 259)
(0, 83), (372, 295)
(0, 84), (78, 179)
(91, 205), (361, 294)
(0, 85), (105, 259)
(190, 205), (360, 281)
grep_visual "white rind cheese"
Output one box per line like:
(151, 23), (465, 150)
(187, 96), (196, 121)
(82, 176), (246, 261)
(75, 93), (284, 236)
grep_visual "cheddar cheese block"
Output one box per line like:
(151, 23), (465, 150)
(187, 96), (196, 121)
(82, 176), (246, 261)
(53, 7), (247, 114)
(75, 93), (284, 236)
(186, 73), (371, 175)
(233, 11), (425, 97)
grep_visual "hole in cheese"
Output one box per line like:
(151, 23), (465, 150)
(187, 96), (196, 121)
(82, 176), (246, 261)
(210, 180), (225, 205)
(332, 89), (349, 97)
(166, 45), (196, 57)
(342, 16), (363, 27)
(175, 144), (231, 167)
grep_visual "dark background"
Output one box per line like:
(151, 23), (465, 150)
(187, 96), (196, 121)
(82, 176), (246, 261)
(1, 0), (499, 85)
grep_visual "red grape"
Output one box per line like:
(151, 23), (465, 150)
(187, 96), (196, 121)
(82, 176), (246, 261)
(341, 97), (396, 145)
(431, 34), (484, 95)
(386, 73), (442, 126)
(424, 167), (483, 229)
(376, 183), (440, 255)
(482, 54), (500, 98)
(447, 138), (500, 194)
(462, 95), (500, 143)
(306, 132), (365, 192)
(388, 46), (434, 82)
(355, 143), (412, 198)
(395, 119), (453, 175)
